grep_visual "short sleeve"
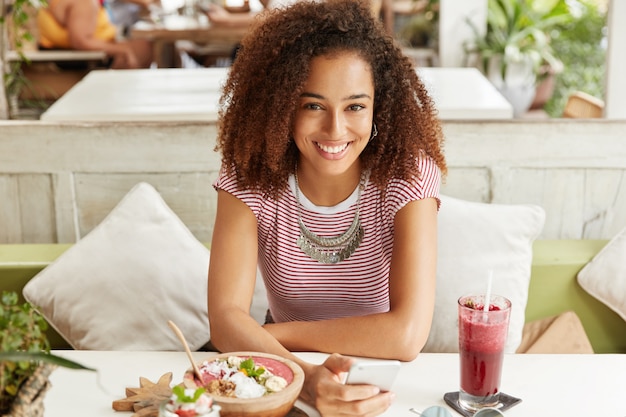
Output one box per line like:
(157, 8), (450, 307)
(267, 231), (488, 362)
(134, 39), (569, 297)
(213, 165), (265, 216)
(383, 155), (442, 220)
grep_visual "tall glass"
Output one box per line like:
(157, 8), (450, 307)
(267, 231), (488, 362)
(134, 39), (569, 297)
(457, 294), (511, 412)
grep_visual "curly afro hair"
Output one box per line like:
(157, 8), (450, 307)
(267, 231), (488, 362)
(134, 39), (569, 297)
(216, 0), (446, 197)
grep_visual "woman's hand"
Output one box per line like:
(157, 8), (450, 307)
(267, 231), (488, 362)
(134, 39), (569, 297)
(301, 353), (395, 417)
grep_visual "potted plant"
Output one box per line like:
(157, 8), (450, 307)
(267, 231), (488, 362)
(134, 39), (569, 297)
(463, 0), (569, 116)
(397, 0), (439, 48)
(0, 291), (95, 416)
(1, 0), (42, 119)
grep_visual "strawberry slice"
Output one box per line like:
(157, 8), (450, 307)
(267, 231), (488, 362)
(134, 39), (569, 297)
(174, 410), (197, 417)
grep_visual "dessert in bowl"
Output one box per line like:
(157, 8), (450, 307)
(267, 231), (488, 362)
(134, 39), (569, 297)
(160, 386), (221, 417)
(183, 351), (305, 417)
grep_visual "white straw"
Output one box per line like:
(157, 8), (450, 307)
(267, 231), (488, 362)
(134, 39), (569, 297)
(483, 270), (493, 320)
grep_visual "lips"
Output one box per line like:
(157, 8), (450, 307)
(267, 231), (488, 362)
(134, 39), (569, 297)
(315, 142), (349, 154)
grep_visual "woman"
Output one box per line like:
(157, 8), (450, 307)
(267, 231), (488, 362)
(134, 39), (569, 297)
(37, 0), (152, 69)
(208, 0), (446, 415)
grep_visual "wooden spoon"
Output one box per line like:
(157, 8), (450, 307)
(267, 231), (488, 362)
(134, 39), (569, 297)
(167, 320), (203, 383)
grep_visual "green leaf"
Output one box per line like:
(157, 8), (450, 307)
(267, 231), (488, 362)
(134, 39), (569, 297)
(465, 0), (572, 80)
(172, 385), (205, 403)
(191, 388), (205, 402)
(239, 357), (265, 379)
(0, 352), (97, 372)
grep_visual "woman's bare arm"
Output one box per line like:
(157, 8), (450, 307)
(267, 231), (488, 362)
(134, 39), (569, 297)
(63, 0), (144, 67)
(208, 190), (293, 355)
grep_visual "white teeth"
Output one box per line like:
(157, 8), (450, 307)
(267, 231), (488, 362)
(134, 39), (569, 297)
(316, 142), (348, 154)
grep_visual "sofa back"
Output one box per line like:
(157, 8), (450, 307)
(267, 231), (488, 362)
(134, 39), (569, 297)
(2, 120), (626, 244)
(528, 240), (626, 353)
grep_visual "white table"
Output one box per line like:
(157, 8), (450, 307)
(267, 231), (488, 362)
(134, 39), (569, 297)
(417, 67), (513, 119)
(40, 67), (513, 122)
(44, 351), (625, 417)
(40, 68), (228, 122)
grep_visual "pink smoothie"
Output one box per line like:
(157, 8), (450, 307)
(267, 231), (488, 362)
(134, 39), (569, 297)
(458, 297), (510, 399)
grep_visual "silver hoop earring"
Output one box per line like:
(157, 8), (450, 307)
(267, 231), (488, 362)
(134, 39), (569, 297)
(369, 123), (378, 141)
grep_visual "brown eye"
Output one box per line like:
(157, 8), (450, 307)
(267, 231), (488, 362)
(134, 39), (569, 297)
(304, 103), (323, 110)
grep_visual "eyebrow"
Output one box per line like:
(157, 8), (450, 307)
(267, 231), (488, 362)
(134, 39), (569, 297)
(300, 92), (372, 100)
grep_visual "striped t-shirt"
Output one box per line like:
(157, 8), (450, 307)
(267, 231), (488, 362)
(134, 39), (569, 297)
(214, 156), (441, 323)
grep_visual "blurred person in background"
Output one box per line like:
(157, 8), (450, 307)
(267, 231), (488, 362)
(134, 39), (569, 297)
(37, 0), (153, 69)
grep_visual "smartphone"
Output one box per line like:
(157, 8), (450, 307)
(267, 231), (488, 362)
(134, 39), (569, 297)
(344, 359), (401, 392)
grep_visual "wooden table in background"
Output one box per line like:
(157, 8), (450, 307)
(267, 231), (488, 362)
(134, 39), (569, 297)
(130, 15), (248, 68)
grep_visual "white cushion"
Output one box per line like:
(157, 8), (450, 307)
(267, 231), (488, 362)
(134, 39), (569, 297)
(577, 227), (626, 323)
(423, 195), (546, 353)
(23, 182), (211, 351)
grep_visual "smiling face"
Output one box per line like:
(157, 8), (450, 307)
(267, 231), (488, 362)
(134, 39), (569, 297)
(293, 51), (375, 180)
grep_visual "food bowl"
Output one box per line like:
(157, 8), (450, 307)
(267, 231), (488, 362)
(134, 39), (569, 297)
(183, 351), (305, 417)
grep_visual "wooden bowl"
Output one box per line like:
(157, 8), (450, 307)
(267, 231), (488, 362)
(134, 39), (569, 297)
(183, 351), (305, 417)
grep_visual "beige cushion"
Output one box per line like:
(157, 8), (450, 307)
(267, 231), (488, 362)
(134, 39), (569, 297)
(23, 182), (211, 351)
(577, 227), (626, 323)
(517, 311), (594, 354)
(423, 195), (545, 353)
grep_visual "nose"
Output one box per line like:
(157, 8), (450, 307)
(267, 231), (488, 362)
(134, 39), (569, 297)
(323, 110), (348, 139)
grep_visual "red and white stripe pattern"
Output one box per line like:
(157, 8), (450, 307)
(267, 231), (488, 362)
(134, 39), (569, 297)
(214, 156), (441, 323)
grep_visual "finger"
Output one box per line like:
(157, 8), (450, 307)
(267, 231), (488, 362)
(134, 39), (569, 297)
(323, 353), (355, 377)
(344, 391), (395, 417)
(337, 380), (380, 402)
(319, 391), (394, 417)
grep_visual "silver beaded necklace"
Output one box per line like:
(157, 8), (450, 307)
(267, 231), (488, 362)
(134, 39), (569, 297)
(294, 169), (366, 264)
